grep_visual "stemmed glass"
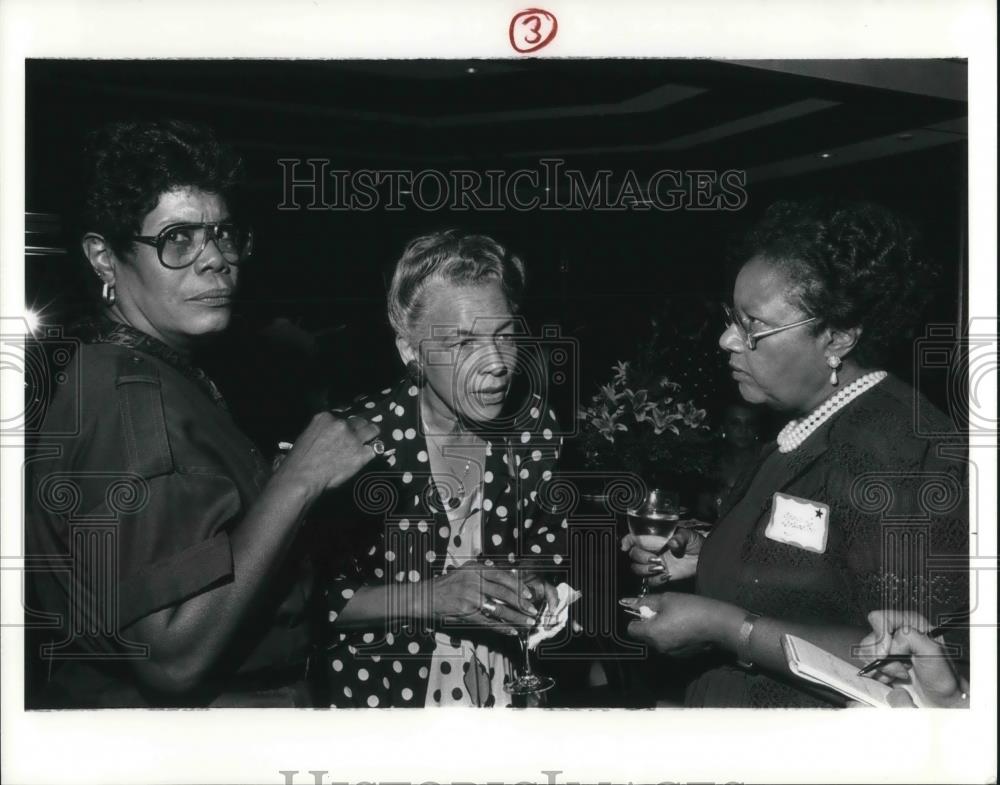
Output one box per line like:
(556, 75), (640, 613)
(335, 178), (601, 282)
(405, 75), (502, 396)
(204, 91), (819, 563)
(627, 488), (682, 597)
(503, 599), (555, 696)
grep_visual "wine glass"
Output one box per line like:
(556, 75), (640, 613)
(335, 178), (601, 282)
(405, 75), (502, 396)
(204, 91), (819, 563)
(503, 599), (555, 696)
(627, 488), (683, 597)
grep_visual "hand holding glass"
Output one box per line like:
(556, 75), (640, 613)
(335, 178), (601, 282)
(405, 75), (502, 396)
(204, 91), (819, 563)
(627, 488), (683, 597)
(492, 580), (555, 696)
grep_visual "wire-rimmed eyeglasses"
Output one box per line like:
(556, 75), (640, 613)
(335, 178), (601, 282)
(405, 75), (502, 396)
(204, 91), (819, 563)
(131, 222), (254, 269)
(722, 303), (817, 350)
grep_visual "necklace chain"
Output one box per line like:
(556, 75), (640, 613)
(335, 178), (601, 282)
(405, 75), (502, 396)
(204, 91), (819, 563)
(776, 371), (887, 454)
(424, 420), (482, 509)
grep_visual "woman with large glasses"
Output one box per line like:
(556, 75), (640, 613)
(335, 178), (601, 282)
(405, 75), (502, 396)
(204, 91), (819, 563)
(25, 120), (379, 707)
(621, 199), (968, 708)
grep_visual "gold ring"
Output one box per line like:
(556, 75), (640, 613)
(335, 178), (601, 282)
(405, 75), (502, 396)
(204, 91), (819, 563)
(481, 599), (499, 616)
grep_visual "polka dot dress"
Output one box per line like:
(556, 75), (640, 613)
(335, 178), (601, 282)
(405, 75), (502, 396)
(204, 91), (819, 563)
(323, 378), (566, 707)
(423, 489), (513, 707)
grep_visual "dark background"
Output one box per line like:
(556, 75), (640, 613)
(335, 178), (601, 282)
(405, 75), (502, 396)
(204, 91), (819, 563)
(25, 59), (968, 449)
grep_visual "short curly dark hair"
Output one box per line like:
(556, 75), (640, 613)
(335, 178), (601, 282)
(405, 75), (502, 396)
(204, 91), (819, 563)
(82, 119), (245, 259)
(741, 198), (938, 367)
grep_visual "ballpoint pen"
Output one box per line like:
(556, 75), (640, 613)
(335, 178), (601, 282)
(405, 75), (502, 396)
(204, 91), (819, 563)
(620, 603), (658, 620)
(856, 623), (953, 676)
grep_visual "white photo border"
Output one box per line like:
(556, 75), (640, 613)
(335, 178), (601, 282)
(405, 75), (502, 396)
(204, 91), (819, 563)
(1, 1), (995, 783)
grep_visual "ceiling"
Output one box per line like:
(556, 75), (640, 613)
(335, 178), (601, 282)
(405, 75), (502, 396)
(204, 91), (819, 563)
(23, 58), (968, 409)
(26, 58), (967, 201)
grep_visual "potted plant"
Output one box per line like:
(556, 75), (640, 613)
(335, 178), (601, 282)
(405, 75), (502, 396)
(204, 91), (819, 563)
(577, 353), (712, 505)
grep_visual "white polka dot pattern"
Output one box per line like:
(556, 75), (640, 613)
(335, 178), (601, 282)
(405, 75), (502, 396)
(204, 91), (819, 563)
(324, 381), (566, 707)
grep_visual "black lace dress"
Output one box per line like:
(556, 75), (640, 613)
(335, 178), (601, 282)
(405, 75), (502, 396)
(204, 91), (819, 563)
(687, 375), (968, 708)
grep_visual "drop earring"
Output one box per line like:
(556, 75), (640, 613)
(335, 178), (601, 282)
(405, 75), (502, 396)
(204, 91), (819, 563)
(406, 359), (424, 386)
(826, 354), (842, 385)
(101, 281), (116, 306)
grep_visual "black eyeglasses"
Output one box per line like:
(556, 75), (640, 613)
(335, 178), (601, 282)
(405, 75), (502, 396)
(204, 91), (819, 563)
(131, 222), (254, 269)
(722, 303), (817, 350)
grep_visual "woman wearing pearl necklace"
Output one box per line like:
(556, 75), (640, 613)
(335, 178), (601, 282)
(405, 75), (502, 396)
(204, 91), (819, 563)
(623, 199), (968, 708)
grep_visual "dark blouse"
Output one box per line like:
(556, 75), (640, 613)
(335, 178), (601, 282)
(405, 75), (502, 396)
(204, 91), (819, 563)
(317, 378), (567, 707)
(688, 375), (968, 708)
(25, 322), (316, 708)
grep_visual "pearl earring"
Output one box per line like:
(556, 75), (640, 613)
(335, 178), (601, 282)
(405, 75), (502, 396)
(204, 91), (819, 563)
(826, 354), (842, 385)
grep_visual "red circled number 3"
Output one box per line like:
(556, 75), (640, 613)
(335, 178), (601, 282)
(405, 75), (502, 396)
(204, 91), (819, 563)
(523, 14), (543, 44)
(509, 9), (558, 54)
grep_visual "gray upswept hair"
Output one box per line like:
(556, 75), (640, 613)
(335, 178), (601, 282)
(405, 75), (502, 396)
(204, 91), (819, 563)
(386, 229), (526, 339)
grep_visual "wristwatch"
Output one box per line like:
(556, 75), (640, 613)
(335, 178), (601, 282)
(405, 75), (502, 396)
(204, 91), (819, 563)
(736, 612), (761, 669)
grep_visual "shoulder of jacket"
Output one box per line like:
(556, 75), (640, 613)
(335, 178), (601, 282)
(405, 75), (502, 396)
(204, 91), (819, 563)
(40, 343), (174, 479)
(98, 347), (174, 478)
(334, 379), (411, 420)
(73, 342), (163, 386)
(827, 376), (947, 468)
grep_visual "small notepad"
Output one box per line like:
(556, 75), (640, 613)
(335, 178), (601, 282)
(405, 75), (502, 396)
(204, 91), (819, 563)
(781, 634), (924, 707)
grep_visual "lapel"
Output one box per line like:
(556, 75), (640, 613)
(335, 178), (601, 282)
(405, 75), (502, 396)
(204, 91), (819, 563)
(349, 381), (556, 573)
(419, 433), (517, 566)
(478, 439), (518, 560)
(363, 380), (521, 572)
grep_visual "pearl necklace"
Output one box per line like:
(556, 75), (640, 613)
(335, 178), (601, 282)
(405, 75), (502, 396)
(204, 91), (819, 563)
(777, 371), (888, 453)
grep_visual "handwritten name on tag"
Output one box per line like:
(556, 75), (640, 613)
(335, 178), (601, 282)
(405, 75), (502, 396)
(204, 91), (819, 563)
(765, 492), (829, 554)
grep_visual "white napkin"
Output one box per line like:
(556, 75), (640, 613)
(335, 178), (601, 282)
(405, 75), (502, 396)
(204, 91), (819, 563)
(527, 582), (582, 650)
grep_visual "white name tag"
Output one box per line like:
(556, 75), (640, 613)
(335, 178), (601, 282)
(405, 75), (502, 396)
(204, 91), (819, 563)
(765, 492), (829, 554)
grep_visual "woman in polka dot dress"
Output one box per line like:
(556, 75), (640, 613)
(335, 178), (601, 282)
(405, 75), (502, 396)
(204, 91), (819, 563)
(322, 231), (568, 708)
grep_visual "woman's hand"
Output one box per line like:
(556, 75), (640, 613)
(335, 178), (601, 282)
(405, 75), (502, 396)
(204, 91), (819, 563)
(621, 525), (705, 588)
(623, 592), (742, 654)
(122, 412), (380, 695)
(857, 610), (968, 708)
(272, 412), (380, 497)
(521, 571), (561, 614)
(429, 563), (540, 634)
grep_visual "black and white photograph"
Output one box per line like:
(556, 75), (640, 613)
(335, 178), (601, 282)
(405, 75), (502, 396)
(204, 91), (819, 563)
(1, 2), (996, 784)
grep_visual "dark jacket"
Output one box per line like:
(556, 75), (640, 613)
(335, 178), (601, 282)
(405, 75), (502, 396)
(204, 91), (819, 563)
(690, 375), (969, 708)
(25, 334), (315, 708)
